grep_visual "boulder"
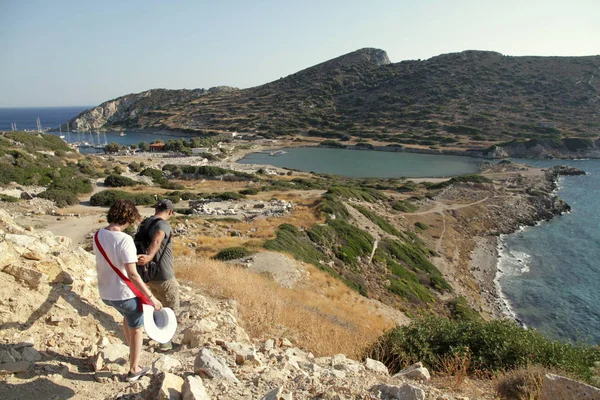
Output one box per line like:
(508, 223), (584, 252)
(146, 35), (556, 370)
(3, 264), (48, 288)
(392, 362), (431, 382)
(20, 191), (35, 200)
(541, 373), (600, 400)
(226, 342), (262, 366)
(153, 355), (182, 373)
(182, 319), (219, 347)
(261, 386), (292, 400)
(0, 361), (31, 374)
(158, 372), (185, 400)
(0, 241), (18, 269)
(0, 350), (16, 364)
(331, 353), (363, 373)
(262, 339), (275, 352)
(371, 383), (426, 400)
(193, 348), (238, 382)
(182, 375), (211, 400)
(364, 358), (389, 375)
(5, 234), (37, 251)
(21, 347), (42, 362)
(102, 343), (129, 363)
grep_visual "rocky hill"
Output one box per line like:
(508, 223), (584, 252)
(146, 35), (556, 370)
(68, 48), (600, 156)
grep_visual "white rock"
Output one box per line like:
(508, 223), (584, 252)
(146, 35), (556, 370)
(227, 342), (262, 366)
(102, 343), (129, 363)
(364, 358), (389, 375)
(158, 372), (185, 400)
(5, 234), (37, 251)
(262, 339), (275, 352)
(371, 383), (426, 400)
(261, 386), (292, 400)
(21, 347), (42, 362)
(392, 362), (431, 382)
(183, 375), (211, 400)
(182, 319), (219, 347)
(193, 348), (239, 382)
(153, 355), (182, 373)
(0, 350), (16, 364)
(541, 373), (600, 400)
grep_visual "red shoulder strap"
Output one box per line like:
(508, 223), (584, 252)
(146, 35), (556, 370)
(94, 231), (151, 306)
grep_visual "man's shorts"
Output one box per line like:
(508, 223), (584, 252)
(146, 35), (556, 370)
(103, 298), (144, 328)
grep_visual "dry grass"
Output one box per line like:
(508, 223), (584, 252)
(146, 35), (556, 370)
(438, 349), (472, 390)
(177, 256), (394, 357)
(495, 364), (554, 400)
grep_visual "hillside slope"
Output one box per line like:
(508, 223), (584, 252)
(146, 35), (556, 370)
(69, 48), (600, 153)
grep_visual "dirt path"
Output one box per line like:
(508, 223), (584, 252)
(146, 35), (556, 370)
(368, 239), (378, 263)
(410, 197), (489, 216)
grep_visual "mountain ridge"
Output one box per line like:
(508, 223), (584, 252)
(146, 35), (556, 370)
(68, 48), (600, 156)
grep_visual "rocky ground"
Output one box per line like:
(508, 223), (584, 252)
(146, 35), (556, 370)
(0, 208), (496, 399)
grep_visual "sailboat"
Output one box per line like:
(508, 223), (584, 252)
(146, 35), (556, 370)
(59, 125), (65, 140)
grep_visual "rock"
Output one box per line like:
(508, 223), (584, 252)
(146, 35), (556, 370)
(20, 191), (35, 200)
(182, 319), (219, 347)
(371, 383), (426, 400)
(0, 241), (18, 269)
(102, 343), (129, 363)
(392, 362), (431, 382)
(541, 373), (600, 400)
(4, 234), (37, 251)
(3, 264), (48, 288)
(35, 260), (72, 283)
(91, 353), (104, 372)
(22, 251), (43, 261)
(193, 348), (239, 382)
(0, 361), (31, 374)
(331, 353), (363, 373)
(182, 375), (211, 400)
(280, 338), (293, 347)
(9, 348), (21, 361)
(94, 371), (113, 383)
(261, 386), (292, 400)
(0, 350), (16, 364)
(158, 372), (185, 400)
(227, 342), (262, 366)
(262, 339), (275, 352)
(364, 358), (389, 375)
(153, 355), (182, 373)
(21, 347), (42, 362)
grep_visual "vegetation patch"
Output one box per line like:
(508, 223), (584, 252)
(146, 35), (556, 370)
(212, 246), (252, 261)
(327, 186), (386, 202)
(430, 174), (492, 189)
(414, 222), (429, 230)
(104, 174), (139, 187)
(38, 189), (80, 208)
(316, 194), (350, 220)
(0, 194), (19, 203)
(90, 190), (158, 207)
(353, 205), (402, 237)
(328, 219), (374, 268)
(366, 317), (600, 384)
(392, 200), (419, 213)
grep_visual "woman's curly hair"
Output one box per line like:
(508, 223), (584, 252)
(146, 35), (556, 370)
(106, 199), (141, 226)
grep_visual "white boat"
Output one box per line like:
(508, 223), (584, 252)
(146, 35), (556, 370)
(119, 132), (126, 136)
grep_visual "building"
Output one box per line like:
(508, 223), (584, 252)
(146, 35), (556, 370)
(149, 143), (165, 152)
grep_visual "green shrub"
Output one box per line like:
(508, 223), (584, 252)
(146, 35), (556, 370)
(210, 191), (245, 201)
(140, 167), (163, 181)
(316, 194), (350, 220)
(104, 174), (138, 187)
(49, 177), (92, 194)
(0, 194), (19, 203)
(354, 205), (402, 237)
(38, 189), (79, 208)
(327, 186), (386, 202)
(4, 132), (71, 152)
(431, 174), (492, 189)
(448, 297), (481, 321)
(160, 182), (186, 190)
(239, 187), (260, 195)
(366, 317), (600, 384)
(392, 200), (418, 213)
(328, 219), (374, 268)
(212, 247), (252, 261)
(90, 190), (157, 207)
(414, 222), (429, 230)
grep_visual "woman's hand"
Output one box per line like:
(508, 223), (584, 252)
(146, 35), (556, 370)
(151, 296), (163, 310)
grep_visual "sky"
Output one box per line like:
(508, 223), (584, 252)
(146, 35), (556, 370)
(0, 0), (598, 107)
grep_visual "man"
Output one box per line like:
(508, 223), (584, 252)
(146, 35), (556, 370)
(137, 199), (180, 351)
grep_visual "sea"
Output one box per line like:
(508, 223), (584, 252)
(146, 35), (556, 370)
(2, 107), (599, 345)
(0, 106), (190, 152)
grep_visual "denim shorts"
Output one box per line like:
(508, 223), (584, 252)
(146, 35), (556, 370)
(103, 298), (144, 328)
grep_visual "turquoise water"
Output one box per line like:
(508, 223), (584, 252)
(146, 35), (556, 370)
(499, 159), (600, 344)
(238, 147), (487, 178)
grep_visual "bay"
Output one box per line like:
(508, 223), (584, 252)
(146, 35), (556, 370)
(238, 147), (486, 178)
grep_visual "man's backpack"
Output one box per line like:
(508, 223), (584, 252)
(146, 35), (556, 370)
(134, 217), (169, 282)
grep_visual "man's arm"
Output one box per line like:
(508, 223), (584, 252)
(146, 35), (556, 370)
(137, 230), (166, 265)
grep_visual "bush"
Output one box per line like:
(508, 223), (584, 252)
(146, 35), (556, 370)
(366, 317), (600, 383)
(239, 187), (260, 195)
(160, 182), (186, 190)
(38, 189), (79, 208)
(90, 190), (157, 207)
(392, 200), (418, 213)
(0, 194), (19, 203)
(104, 174), (138, 187)
(414, 222), (429, 230)
(49, 177), (92, 194)
(212, 247), (252, 261)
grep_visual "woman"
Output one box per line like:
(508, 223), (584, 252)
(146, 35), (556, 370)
(93, 199), (162, 382)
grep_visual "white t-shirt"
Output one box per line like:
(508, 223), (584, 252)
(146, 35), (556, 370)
(93, 229), (139, 301)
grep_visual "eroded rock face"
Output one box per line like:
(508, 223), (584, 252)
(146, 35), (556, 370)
(541, 373), (600, 400)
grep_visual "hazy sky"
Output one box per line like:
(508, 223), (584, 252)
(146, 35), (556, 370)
(1, 0), (598, 107)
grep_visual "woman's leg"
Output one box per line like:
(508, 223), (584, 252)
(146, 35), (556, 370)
(129, 326), (144, 373)
(122, 318), (131, 346)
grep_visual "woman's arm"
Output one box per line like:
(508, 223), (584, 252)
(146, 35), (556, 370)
(124, 262), (162, 310)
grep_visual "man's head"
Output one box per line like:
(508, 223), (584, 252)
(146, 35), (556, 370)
(155, 199), (174, 218)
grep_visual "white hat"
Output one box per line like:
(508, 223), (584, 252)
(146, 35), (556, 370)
(142, 304), (178, 344)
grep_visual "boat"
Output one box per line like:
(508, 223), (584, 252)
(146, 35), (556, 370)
(270, 150), (288, 156)
(119, 132), (126, 137)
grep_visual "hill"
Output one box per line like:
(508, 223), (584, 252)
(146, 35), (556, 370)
(68, 48), (600, 156)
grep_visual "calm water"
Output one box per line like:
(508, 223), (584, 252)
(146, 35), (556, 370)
(0, 106), (89, 131)
(499, 159), (600, 344)
(238, 147), (487, 178)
